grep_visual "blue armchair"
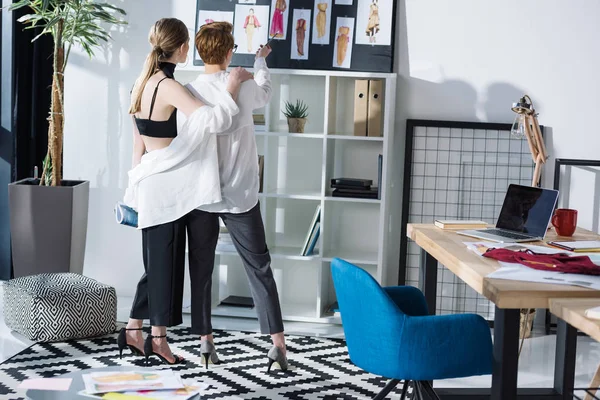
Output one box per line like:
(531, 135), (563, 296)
(331, 258), (493, 399)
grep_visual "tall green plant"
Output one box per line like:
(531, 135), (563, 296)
(8, 0), (126, 186)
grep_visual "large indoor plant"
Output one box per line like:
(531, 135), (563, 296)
(7, 0), (126, 277)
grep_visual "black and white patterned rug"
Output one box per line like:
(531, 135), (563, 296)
(0, 327), (409, 399)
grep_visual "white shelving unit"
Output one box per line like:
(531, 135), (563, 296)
(176, 66), (398, 324)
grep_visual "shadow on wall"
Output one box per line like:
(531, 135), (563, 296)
(67, 0), (172, 190)
(65, 0), (172, 292)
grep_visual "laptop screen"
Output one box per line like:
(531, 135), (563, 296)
(496, 184), (559, 238)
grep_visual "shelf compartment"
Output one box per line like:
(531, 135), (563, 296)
(262, 136), (323, 196)
(321, 201), (381, 267)
(212, 302), (318, 321)
(264, 198), (322, 254)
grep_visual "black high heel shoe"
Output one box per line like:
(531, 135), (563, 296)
(144, 334), (186, 365)
(117, 327), (145, 359)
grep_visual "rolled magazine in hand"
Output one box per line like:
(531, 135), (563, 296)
(115, 202), (138, 228)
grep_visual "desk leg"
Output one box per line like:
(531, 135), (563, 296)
(419, 249), (437, 315)
(554, 318), (577, 399)
(491, 307), (520, 400)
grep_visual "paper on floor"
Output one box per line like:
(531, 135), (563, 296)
(19, 378), (72, 391)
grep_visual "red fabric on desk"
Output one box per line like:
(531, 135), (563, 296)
(483, 248), (600, 275)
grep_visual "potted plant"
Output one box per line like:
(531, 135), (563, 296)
(283, 100), (309, 133)
(7, 0), (126, 278)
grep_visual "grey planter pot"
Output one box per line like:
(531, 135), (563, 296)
(8, 178), (89, 278)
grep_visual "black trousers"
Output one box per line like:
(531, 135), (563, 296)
(130, 215), (186, 327)
(187, 203), (284, 335)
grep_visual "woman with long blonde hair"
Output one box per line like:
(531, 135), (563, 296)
(117, 18), (251, 365)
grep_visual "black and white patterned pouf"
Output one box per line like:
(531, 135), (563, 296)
(3, 273), (117, 342)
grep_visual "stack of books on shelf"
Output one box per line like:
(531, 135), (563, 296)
(300, 205), (321, 256)
(331, 178), (378, 199)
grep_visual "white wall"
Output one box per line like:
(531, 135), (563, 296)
(65, 0), (600, 294)
(394, 0), (600, 231)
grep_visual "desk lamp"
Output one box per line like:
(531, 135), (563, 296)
(510, 95), (548, 187)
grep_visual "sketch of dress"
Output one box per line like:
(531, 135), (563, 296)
(244, 11), (262, 52)
(296, 18), (307, 55)
(316, 3), (327, 38)
(270, 0), (287, 38)
(366, 1), (380, 43)
(336, 26), (350, 66)
(205, 19), (214, 24)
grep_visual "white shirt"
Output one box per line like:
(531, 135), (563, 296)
(123, 95), (239, 229)
(181, 57), (272, 214)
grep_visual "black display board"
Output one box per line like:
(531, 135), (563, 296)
(194, 0), (395, 73)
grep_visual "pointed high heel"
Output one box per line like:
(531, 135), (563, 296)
(116, 327), (145, 359)
(266, 346), (288, 372)
(200, 340), (220, 369)
(144, 334), (186, 365)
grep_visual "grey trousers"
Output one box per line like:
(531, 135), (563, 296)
(187, 203), (284, 335)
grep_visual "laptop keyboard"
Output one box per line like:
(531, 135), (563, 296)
(485, 229), (534, 240)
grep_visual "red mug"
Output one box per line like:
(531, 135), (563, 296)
(551, 208), (578, 237)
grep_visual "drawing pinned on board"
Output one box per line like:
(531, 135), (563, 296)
(332, 17), (354, 68)
(312, 0), (331, 45)
(335, 0), (353, 5)
(291, 9), (311, 60)
(234, 5), (269, 54)
(269, 0), (289, 40)
(356, 0), (393, 46)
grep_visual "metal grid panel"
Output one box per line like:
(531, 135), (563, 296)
(402, 121), (535, 319)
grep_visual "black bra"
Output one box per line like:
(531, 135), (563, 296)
(134, 62), (178, 139)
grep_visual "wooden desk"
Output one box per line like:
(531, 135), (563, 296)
(550, 299), (600, 400)
(407, 224), (600, 400)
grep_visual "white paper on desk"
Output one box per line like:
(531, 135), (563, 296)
(464, 241), (600, 290)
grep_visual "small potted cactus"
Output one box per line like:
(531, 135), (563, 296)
(283, 100), (309, 133)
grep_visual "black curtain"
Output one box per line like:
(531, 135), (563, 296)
(13, 7), (53, 181)
(0, 4), (53, 280)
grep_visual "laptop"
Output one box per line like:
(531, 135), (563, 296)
(457, 184), (559, 243)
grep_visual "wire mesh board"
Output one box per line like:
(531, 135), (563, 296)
(399, 120), (538, 320)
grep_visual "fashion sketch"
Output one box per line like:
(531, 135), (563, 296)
(244, 9), (262, 52)
(356, 0), (392, 46)
(366, 0), (380, 43)
(332, 17), (354, 68)
(269, 0), (287, 39)
(316, 3), (327, 38)
(234, 5), (269, 54)
(336, 26), (350, 65)
(311, 0), (331, 45)
(291, 9), (311, 60)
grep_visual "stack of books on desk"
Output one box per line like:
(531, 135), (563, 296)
(331, 178), (378, 199)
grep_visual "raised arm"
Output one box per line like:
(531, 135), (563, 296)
(252, 45), (273, 109)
